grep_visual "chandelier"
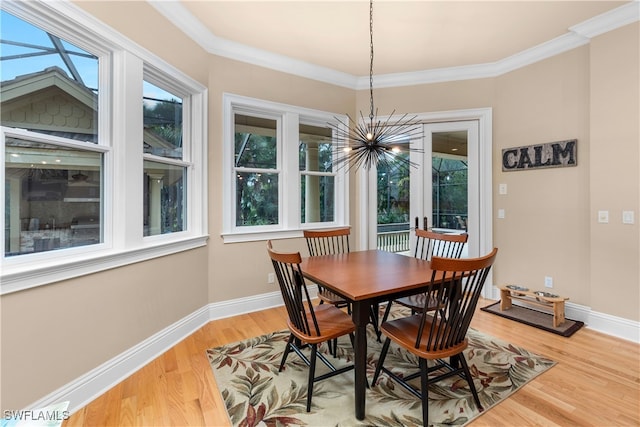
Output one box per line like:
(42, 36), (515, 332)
(330, 0), (423, 172)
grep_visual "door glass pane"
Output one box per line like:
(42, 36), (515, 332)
(0, 11), (99, 142)
(376, 144), (411, 252)
(5, 137), (102, 256)
(432, 131), (468, 231)
(143, 81), (183, 159)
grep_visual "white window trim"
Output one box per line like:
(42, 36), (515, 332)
(0, 0), (208, 295)
(221, 93), (348, 243)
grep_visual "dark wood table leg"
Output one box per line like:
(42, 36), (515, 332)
(352, 300), (369, 420)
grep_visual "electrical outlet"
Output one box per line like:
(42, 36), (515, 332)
(268, 273), (275, 284)
(544, 276), (553, 288)
(597, 210), (609, 223)
(622, 211), (635, 224)
(499, 183), (507, 195)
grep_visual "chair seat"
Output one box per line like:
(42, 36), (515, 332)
(288, 304), (356, 345)
(381, 314), (468, 360)
(318, 288), (349, 306)
(394, 293), (445, 313)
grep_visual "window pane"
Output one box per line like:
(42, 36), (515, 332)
(432, 156), (468, 229)
(235, 172), (278, 226)
(298, 124), (333, 172)
(301, 174), (335, 223)
(143, 81), (183, 159)
(0, 11), (99, 142)
(377, 150), (410, 225)
(143, 161), (185, 236)
(234, 114), (277, 169)
(4, 137), (102, 256)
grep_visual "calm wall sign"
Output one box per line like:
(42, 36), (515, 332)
(502, 139), (577, 171)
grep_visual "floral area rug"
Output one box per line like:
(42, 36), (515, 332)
(207, 316), (555, 427)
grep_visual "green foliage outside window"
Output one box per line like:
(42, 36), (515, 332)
(235, 131), (279, 226)
(432, 157), (467, 229)
(377, 154), (410, 225)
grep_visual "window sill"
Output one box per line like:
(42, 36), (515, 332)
(0, 235), (209, 295)
(221, 229), (303, 244)
(221, 224), (351, 244)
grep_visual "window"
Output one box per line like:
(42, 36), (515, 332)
(234, 114), (279, 226)
(4, 134), (105, 256)
(142, 81), (187, 236)
(222, 94), (348, 243)
(1, 2), (207, 294)
(299, 124), (335, 223)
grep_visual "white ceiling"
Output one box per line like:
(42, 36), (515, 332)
(151, 1), (638, 88)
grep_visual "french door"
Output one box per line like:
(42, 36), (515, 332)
(364, 108), (494, 295)
(411, 120), (479, 258)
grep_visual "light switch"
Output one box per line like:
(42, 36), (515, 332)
(622, 211), (635, 224)
(499, 184), (507, 195)
(597, 210), (609, 224)
(498, 209), (505, 219)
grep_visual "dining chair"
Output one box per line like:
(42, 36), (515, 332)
(380, 229), (468, 325)
(303, 227), (382, 343)
(267, 240), (356, 412)
(372, 248), (498, 427)
(303, 227), (351, 310)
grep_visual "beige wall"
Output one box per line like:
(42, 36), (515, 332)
(355, 26), (638, 320)
(493, 48), (592, 306)
(362, 48), (594, 305)
(1, 1), (211, 411)
(76, 1), (209, 86)
(1, 247), (209, 410)
(206, 55), (355, 302)
(589, 23), (640, 319)
(2, 0), (638, 411)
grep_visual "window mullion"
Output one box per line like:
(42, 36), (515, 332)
(111, 50), (144, 249)
(282, 112), (299, 229)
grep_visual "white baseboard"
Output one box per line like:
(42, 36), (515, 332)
(24, 289), (295, 415)
(26, 304), (212, 415)
(26, 284), (635, 416)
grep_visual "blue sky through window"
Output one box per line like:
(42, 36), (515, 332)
(1, 10), (176, 105)
(1, 10), (99, 90)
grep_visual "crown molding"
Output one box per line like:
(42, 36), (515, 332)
(150, 1), (639, 90)
(148, 1), (357, 89)
(570, 0), (640, 38)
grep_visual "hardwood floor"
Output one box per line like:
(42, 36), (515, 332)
(64, 298), (639, 426)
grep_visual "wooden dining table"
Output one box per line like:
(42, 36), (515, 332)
(299, 249), (435, 420)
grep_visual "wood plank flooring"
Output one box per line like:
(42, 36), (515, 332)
(64, 298), (639, 426)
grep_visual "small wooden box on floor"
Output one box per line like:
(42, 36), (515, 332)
(499, 286), (569, 327)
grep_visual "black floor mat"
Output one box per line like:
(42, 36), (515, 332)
(481, 301), (584, 337)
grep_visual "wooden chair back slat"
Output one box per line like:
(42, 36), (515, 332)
(304, 227), (350, 256)
(415, 248), (498, 351)
(414, 229), (468, 261)
(267, 241), (319, 337)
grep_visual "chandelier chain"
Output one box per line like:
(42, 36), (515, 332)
(328, 0), (423, 171)
(369, 0), (374, 122)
